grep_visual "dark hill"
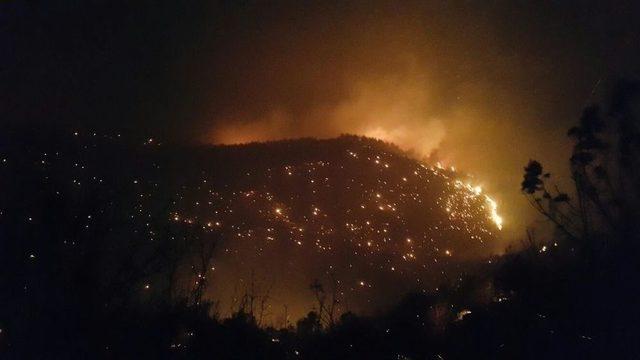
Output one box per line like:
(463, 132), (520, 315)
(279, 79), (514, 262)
(1, 132), (501, 323)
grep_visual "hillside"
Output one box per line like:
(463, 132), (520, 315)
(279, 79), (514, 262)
(1, 132), (502, 323)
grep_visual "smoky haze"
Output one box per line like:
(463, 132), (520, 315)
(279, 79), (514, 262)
(3, 0), (640, 241)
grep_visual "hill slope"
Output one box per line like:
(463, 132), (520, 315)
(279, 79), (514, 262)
(1, 133), (501, 323)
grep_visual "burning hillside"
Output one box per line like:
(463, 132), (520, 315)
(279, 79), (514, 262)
(2, 133), (502, 324)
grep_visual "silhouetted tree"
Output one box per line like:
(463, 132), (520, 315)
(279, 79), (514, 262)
(522, 80), (640, 253)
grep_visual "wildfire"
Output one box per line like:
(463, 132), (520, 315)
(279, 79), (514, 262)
(484, 195), (503, 230)
(452, 180), (504, 231)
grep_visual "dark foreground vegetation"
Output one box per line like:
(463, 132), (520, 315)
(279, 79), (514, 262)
(1, 81), (639, 359)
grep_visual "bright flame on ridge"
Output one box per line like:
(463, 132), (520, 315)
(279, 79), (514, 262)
(484, 195), (503, 230)
(453, 179), (503, 231)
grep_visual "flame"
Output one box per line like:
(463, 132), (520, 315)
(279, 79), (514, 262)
(484, 195), (503, 230)
(453, 179), (503, 231)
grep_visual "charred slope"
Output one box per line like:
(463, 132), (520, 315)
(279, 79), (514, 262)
(1, 133), (501, 323)
(161, 135), (501, 320)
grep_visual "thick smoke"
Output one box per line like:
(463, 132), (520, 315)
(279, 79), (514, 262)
(209, 62), (447, 158)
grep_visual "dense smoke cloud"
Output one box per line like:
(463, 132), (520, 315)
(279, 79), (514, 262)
(209, 61), (446, 158)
